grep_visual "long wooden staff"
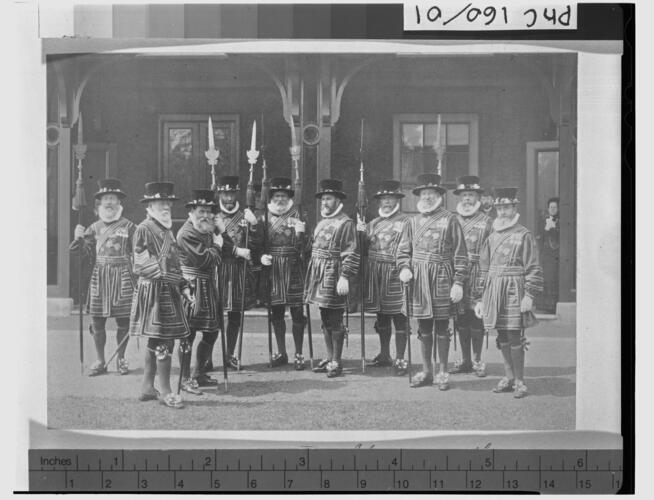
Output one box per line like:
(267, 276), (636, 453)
(258, 113), (274, 368)
(404, 282), (413, 385)
(290, 115), (313, 369)
(357, 119), (367, 373)
(236, 121), (259, 370)
(72, 113), (87, 375)
(206, 116), (228, 391)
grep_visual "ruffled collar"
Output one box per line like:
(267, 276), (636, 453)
(456, 200), (481, 217)
(220, 200), (240, 215)
(321, 203), (343, 218)
(493, 213), (520, 232)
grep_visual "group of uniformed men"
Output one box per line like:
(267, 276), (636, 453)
(71, 172), (543, 409)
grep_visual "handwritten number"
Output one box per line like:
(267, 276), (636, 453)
(524, 9), (537, 27)
(466, 7), (481, 22)
(502, 6), (508, 23)
(427, 6), (441, 22)
(415, 5), (421, 24)
(543, 7), (556, 24)
(483, 7), (496, 25)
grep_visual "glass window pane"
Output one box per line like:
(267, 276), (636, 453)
(443, 151), (469, 183)
(446, 123), (469, 146)
(424, 123), (446, 150)
(169, 128), (193, 160)
(536, 150), (559, 218)
(401, 123), (423, 149)
(168, 128), (194, 220)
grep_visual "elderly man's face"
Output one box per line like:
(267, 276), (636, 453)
(460, 191), (480, 207)
(321, 194), (341, 215)
(419, 188), (441, 205)
(378, 194), (399, 212)
(271, 191), (290, 206)
(496, 204), (517, 220)
(190, 205), (214, 233)
(97, 194), (121, 220)
(219, 191), (238, 209)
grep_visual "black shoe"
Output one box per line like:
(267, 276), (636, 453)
(366, 353), (393, 367)
(448, 360), (473, 374)
(312, 359), (330, 373)
(225, 356), (240, 370)
(204, 360), (214, 372)
(271, 352), (289, 367)
(194, 373), (217, 387)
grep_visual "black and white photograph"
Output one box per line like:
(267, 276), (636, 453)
(11, 0), (633, 493)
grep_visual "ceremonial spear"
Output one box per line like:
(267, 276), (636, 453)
(236, 121), (259, 370)
(289, 114), (314, 369)
(206, 117), (228, 391)
(258, 113), (274, 368)
(357, 119), (368, 373)
(72, 113), (87, 375)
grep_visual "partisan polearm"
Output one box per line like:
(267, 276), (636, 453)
(72, 113), (87, 375)
(357, 118), (367, 373)
(258, 113), (274, 368)
(290, 115), (314, 369)
(236, 121), (259, 370)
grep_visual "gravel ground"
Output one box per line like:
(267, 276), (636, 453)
(48, 316), (575, 430)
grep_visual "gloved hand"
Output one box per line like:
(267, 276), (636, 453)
(212, 233), (223, 248)
(261, 254), (273, 266)
(336, 277), (349, 296)
(243, 208), (257, 226)
(450, 283), (463, 303)
(474, 302), (484, 319)
(183, 287), (195, 305)
(235, 247), (251, 261)
(213, 215), (226, 234)
(399, 268), (413, 283)
(74, 224), (85, 240)
(356, 215), (366, 232)
(294, 220), (306, 233)
(520, 295), (533, 313)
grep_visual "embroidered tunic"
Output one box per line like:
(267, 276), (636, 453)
(304, 211), (360, 309)
(128, 217), (190, 339)
(215, 208), (262, 312)
(69, 217), (136, 317)
(456, 210), (493, 312)
(396, 207), (468, 320)
(360, 210), (410, 315)
(261, 205), (311, 306)
(176, 220), (222, 333)
(474, 221), (543, 330)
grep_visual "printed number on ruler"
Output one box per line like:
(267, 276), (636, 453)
(404, 2), (577, 31)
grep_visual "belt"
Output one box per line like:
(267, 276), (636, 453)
(180, 265), (213, 280)
(268, 247), (297, 257)
(368, 250), (395, 264)
(468, 254), (480, 263)
(138, 274), (182, 285)
(96, 256), (130, 265)
(488, 265), (524, 277)
(312, 248), (340, 259)
(412, 250), (452, 263)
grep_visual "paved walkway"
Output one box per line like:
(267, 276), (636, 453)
(47, 316), (575, 430)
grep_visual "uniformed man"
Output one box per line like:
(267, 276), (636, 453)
(304, 179), (360, 378)
(259, 177), (311, 369)
(397, 173), (468, 390)
(480, 193), (497, 220)
(356, 179), (410, 375)
(474, 187), (543, 399)
(129, 182), (192, 409)
(214, 176), (261, 369)
(176, 189), (225, 394)
(70, 178), (136, 376)
(449, 176), (493, 378)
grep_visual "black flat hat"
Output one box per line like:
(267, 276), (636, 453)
(315, 179), (346, 199)
(94, 178), (126, 200)
(215, 176), (240, 192)
(140, 182), (178, 203)
(374, 179), (405, 199)
(412, 173), (446, 196)
(185, 189), (217, 208)
(493, 187), (520, 206)
(269, 177), (295, 197)
(453, 175), (484, 195)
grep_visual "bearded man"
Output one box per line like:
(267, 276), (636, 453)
(213, 176), (261, 369)
(449, 176), (493, 378)
(259, 177), (311, 369)
(70, 179), (136, 376)
(304, 179), (359, 378)
(397, 173), (468, 390)
(129, 182), (193, 409)
(480, 193), (497, 220)
(356, 179), (410, 375)
(474, 187), (543, 399)
(176, 189), (226, 394)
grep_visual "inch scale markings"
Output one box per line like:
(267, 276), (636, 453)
(28, 448), (623, 493)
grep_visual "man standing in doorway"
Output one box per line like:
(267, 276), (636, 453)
(397, 173), (468, 390)
(305, 179), (360, 378)
(474, 187), (543, 399)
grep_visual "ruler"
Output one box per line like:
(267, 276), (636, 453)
(28, 448), (623, 493)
